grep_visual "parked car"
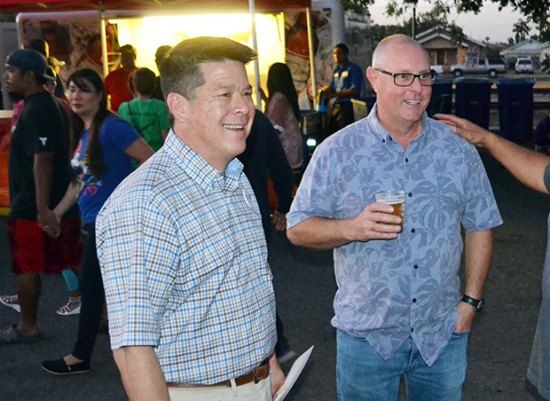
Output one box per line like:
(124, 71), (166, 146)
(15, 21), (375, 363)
(450, 58), (507, 78)
(431, 64), (444, 75)
(515, 58), (533, 73)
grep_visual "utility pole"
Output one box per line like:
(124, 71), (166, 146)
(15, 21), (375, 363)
(411, 0), (417, 39)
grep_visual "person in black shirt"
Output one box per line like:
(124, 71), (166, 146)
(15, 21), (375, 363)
(152, 45), (172, 101)
(238, 109), (297, 362)
(0, 49), (82, 344)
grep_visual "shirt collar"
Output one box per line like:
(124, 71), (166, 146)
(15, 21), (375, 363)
(366, 103), (430, 148)
(335, 61), (351, 72)
(163, 130), (243, 193)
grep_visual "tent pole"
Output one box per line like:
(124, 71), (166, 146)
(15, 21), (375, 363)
(100, 8), (109, 78)
(306, 7), (317, 107)
(249, 0), (262, 108)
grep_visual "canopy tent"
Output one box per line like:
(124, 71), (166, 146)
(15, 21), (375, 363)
(1, 0), (314, 106)
(0, 0), (311, 13)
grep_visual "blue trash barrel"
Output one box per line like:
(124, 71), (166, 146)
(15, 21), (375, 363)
(496, 78), (535, 142)
(454, 78), (492, 129)
(427, 78), (453, 117)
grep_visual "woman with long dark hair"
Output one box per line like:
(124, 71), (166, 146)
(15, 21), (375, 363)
(41, 69), (153, 374)
(264, 62), (303, 169)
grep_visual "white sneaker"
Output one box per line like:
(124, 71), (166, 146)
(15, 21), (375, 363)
(56, 297), (81, 316)
(0, 294), (21, 313)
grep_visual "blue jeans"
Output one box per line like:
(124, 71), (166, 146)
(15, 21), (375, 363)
(336, 330), (469, 401)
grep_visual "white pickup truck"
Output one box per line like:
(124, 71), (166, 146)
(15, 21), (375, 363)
(431, 65), (444, 75)
(450, 58), (507, 78)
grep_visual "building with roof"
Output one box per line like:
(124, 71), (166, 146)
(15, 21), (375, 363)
(499, 39), (542, 70)
(416, 26), (489, 71)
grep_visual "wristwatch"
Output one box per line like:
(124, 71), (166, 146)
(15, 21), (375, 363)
(461, 294), (485, 312)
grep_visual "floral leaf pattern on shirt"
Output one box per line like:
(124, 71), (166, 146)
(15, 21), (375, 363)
(287, 106), (502, 366)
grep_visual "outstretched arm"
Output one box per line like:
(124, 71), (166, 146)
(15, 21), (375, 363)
(435, 113), (550, 194)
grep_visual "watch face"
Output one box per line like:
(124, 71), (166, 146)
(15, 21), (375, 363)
(462, 295), (485, 312)
(477, 298), (485, 312)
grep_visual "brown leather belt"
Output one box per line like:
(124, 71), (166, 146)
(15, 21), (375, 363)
(167, 359), (269, 388)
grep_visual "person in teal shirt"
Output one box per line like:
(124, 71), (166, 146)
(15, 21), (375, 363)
(119, 67), (170, 152)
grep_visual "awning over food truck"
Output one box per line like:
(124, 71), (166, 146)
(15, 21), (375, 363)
(0, 0), (312, 13)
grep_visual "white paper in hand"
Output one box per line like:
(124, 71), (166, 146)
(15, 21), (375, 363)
(274, 345), (314, 401)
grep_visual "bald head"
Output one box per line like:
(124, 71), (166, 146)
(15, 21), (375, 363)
(372, 34), (430, 69)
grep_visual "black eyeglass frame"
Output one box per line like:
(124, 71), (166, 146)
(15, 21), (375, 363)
(374, 68), (437, 87)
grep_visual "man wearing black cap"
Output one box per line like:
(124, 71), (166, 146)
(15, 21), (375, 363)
(0, 49), (82, 344)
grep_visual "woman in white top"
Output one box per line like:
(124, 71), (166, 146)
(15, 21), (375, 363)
(264, 62), (304, 170)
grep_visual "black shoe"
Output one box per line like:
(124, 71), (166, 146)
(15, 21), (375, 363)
(41, 358), (90, 375)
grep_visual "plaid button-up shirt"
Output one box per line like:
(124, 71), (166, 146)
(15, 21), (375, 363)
(97, 132), (276, 384)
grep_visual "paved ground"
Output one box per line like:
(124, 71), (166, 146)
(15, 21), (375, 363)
(0, 148), (548, 401)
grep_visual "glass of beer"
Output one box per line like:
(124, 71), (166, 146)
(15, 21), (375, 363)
(374, 191), (405, 231)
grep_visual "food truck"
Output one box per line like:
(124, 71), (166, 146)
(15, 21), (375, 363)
(9, 0), (370, 107)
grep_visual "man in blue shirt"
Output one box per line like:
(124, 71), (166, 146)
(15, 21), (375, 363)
(321, 43), (363, 135)
(287, 34), (502, 401)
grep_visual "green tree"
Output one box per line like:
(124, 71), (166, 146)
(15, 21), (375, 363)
(513, 19), (531, 42)
(339, 0), (372, 12)
(489, 0), (549, 40)
(365, 0), (466, 47)
(369, 23), (407, 40)
(353, 0), (550, 41)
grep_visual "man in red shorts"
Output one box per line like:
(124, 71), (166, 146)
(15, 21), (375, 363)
(0, 49), (82, 343)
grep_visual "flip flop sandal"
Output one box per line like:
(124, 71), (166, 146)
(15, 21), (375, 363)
(0, 324), (43, 344)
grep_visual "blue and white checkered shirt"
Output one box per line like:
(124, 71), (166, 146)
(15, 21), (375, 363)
(96, 132), (277, 384)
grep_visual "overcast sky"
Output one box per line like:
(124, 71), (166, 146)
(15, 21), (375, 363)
(367, 1), (527, 43)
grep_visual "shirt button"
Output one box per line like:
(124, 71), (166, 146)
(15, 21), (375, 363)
(413, 264), (418, 269)
(411, 328), (414, 333)
(389, 137), (393, 141)
(408, 192), (412, 197)
(405, 158), (409, 162)
(412, 298), (417, 303)
(382, 139), (386, 143)
(411, 228), (416, 233)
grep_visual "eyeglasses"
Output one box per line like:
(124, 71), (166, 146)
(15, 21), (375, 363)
(375, 68), (437, 87)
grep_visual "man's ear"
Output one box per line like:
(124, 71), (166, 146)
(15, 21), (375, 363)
(23, 70), (37, 84)
(166, 92), (188, 122)
(366, 67), (379, 93)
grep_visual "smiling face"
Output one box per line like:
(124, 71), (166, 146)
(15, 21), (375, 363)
(169, 60), (254, 171)
(367, 39), (432, 133)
